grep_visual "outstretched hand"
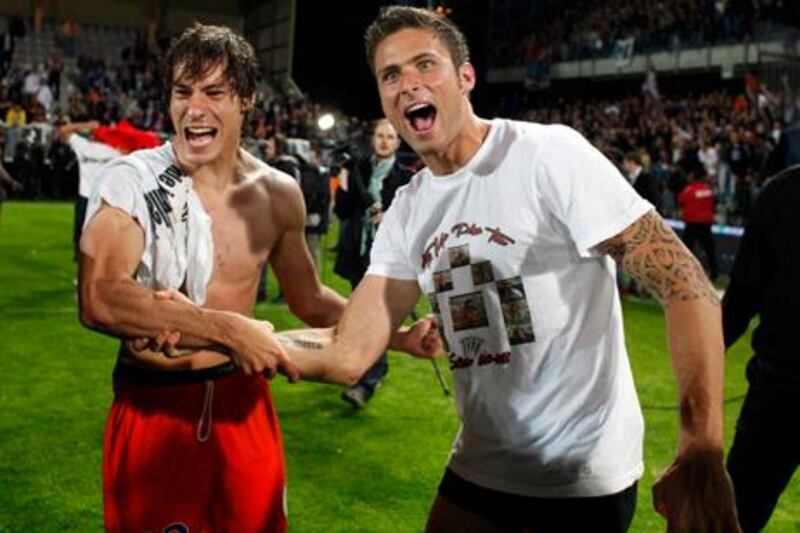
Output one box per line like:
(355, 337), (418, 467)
(393, 315), (444, 359)
(232, 316), (299, 382)
(652, 449), (741, 533)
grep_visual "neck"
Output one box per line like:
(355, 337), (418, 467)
(424, 111), (490, 176)
(172, 142), (241, 191)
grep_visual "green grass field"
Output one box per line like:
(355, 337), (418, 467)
(0, 201), (798, 532)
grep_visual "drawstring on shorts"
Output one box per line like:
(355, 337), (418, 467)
(196, 379), (214, 442)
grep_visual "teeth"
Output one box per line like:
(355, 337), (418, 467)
(187, 127), (215, 135)
(406, 103), (431, 114)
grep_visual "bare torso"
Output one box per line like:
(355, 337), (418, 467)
(120, 158), (299, 371)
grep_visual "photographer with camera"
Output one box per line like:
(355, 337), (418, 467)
(333, 118), (413, 409)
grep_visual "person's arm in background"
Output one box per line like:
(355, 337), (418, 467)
(57, 120), (99, 139)
(597, 210), (740, 532)
(721, 187), (769, 348)
(0, 161), (22, 192)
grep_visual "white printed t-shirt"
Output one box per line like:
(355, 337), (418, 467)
(368, 119), (652, 498)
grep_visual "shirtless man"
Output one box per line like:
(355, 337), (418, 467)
(78, 23), (434, 532)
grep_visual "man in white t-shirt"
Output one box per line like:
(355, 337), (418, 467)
(275, 6), (740, 532)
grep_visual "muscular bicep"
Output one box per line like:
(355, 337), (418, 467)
(595, 210), (719, 307)
(80, 203), (145, 283)
(348, 274), (421, 333)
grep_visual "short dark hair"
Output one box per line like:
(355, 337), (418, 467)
(364, 6), (470, 74)
(623, 151), (641, 165)
(164, 23), (258, 103)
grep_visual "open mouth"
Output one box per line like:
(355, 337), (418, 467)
(404, 103), (437, 134)
(184, 126), (218, 146)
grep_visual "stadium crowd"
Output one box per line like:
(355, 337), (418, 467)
(0, 14), (357, 206)
(1, 10), (797, 230)
(490, 0), (798, 67)
(509, 77), (798, 223)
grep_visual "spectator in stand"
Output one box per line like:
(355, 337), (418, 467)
(57, 17), (78, 58)
(698, 134), (720, 183)
(678, 160), (719, 281)
(4, 101), (26, 163)
(48, 53), (64, 102)
(21, 66), (42, 104)
(622, 150), (664, 213)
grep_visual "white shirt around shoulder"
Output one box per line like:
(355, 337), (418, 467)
(84, 142), (214, 304)
(368, 119), (652, 498)
(68, 133), (122, 198)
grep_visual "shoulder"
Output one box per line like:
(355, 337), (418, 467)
(760, 164), (800, 200)
(238, 152), (305, 225)
(240, 150), (302, 197)
(389, 167), (427, 210)
(490, 119), (583, 167)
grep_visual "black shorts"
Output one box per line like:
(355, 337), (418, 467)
(438, 468), (637, 533)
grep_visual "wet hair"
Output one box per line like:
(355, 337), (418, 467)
(164, 23), (258, 104)
(364, 6), (470, 73)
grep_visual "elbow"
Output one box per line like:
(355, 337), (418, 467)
(321, 344), (375, 387)
(288, 295), (330, 328)
(337, 347), (378, 386)
(335, 361), (369, 387)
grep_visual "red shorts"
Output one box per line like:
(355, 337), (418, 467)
(103, 368), (287, 532)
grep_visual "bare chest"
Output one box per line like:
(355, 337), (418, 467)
(210, 211), (265, 281)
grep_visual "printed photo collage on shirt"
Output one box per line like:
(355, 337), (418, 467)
(429, 242), (536, 349)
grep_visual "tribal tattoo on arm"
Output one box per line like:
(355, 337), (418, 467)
(596, 210), (719, 306)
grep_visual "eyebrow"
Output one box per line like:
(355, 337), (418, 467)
(172, 80), (228, 91)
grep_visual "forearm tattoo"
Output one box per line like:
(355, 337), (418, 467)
(276, 333), (324, 351)
(597, 211), (719, 305)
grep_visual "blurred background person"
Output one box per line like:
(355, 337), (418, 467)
(333, 118), (412, 409)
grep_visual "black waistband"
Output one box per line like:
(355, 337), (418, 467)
(113, 361), (237, 386)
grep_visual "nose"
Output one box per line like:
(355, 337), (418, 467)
(186, 93), (208, 119)
(399, 68), (421, 95)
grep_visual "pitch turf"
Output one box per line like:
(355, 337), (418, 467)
(0, 201), (797, 531)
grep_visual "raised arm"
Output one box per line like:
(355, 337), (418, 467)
(58, 120), (100, 139)
(78, 203), (298, 380)
(596, 209), (740, 532)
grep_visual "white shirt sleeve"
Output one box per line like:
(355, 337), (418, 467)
(366, 194), (418, 280)
(83, 160), (152, 251)
(536, 125), (652, 256)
